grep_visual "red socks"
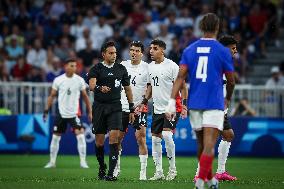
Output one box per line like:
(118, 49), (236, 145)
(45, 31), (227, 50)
(198, 154), (214, 180)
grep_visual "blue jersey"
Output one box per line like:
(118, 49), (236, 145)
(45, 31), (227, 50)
(180, 38), (234, 110)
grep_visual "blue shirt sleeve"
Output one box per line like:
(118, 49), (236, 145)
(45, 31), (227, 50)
(222, 47), (234, 72)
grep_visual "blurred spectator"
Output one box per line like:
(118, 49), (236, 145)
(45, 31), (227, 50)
(26, 38), (47, 71)
(14, 3), (31, 31)
(248, 3), (268, 56)
(232, 97), (257, 116)
(157, 24), (175, 56)
(11, 56), (31, 81)
(168, 37), (182, 64)
(121, 17), (135, 38)
(193, 4), (210, 38)
(25, 66), (44, 82)
(46, 56), (64, 82)
(144, 12), (160, 38)
(227, 6), (240, 32)
(91, 16), (113, 50)
(34, 25), (49, 48)
(70, 14), (87, 39)
(57, 23), (75, 46)
(60, 1), (77, 25)
(54, 37), (73, 61)
(77, 39), (100, 68)
(165, 12), (183, 37)
(179, 26), (198, 50)
(5, 35), (24, 73)
(265, 66), (284, 87)
(75, 28), (92, 52)
(44, 16), (62, 45)
(24, 21), (36, 45)
(133, 25), (151, 50)
(0, 10), (8, 35)
(5, 25), (25, 47)
(35, 2), (51, 26)
(176, 7), (194, 28)
(49, 0), (66, 19)
(83, 8), (98, 30)
(105, 4), (124, 27)
(128, 2), (145, 30)
(0, 59), (9, 81)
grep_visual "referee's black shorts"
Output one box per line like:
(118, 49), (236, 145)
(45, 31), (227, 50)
(92, 101), (122, 134)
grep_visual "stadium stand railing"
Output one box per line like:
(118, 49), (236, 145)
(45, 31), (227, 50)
(0, 82), (283, 118)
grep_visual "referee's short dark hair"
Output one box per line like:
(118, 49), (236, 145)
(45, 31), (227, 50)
(130, 41), (144, 53)
(218, 35), (237, 46)
(101, 41), (116, 53)
(150, 39), (166, 50)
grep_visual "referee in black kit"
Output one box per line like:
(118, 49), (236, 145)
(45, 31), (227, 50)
(88, 41), (135, 181)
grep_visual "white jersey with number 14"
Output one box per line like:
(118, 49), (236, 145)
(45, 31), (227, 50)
(120, 60), (149, 112)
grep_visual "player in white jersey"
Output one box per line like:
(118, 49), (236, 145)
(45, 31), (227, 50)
(114, 41), (149, 180)
(138, 39), (188, 181)
(43, 58), (92, 168)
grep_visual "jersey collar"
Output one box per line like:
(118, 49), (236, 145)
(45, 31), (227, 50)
(200, 38), (216, 40)
(101, 61), (114, 68)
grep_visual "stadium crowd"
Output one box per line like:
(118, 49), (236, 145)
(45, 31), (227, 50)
(0, 0), (283, 84)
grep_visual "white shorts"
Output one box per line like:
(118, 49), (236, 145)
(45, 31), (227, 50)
(189, 110), (224, 131)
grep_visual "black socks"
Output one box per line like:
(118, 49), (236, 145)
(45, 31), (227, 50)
(108, 143), (119, 176)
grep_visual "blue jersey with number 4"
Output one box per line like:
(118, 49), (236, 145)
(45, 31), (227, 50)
(180, 38), (234, 110)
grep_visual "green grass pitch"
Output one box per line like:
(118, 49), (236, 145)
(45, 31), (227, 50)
(0, 155), (283, 189)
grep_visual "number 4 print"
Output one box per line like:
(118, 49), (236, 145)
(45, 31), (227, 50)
(196, 56), (208, 82)
(131, 76), (136, 86)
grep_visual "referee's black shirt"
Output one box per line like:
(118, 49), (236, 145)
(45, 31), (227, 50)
(88, 62), (130, 104)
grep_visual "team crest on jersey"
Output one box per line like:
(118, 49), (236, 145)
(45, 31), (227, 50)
(115, 79), (121, 88)
(67, 88), (71, 95)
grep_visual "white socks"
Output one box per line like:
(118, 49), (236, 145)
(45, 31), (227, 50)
(162, 131), (176, 171)
(217, 140), (231, 173)
(139, 154), (148, 172)
(195, 162), (200, 176)
(76, 133), (87, 163)
(152, 136), (163, 173)
(117, 149), (122, 171)
(50, 134), (61, 164)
